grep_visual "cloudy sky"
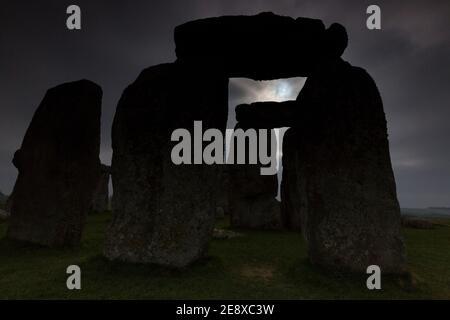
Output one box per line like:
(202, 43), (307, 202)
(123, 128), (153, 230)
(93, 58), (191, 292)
(1, 0), (449, 207)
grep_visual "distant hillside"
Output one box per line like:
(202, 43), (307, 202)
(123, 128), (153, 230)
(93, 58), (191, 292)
(401, 207), (450, 218)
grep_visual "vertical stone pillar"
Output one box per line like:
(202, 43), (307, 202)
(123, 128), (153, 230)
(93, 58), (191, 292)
(227, 123), (282, 230)
(104, 62), (229, 267)
(293, 60), (406, 273)
(7, 80), (102, 247)
(280, 128), (302, 231)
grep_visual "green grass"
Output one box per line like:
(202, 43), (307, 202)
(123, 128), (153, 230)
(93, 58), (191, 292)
(0, 213), (449, 299)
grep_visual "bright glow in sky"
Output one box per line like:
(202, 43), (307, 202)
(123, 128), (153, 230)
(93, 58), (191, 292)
(227, 78), (307, 199)
(227, 77), (306, 163)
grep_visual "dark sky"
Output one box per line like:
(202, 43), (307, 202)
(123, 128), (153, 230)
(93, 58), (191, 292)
(1, 0), (449, 207)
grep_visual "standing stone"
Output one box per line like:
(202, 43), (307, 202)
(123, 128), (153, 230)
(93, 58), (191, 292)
(7, 80), (102, 247)
(292, 58), (406, 273)
(91, 164), (111, 213)
(232, 21), (406, 273)
(280, 128), (302, 231)
(228, 123), (282, 230)
(104, 62), (228, 267)
(237, 59), (407, 272)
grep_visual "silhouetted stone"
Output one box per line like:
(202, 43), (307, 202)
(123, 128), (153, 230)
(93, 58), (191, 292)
(280, 128), (302, 231)
(293, 59), (406, 273)
(234, 106), (301, 230)
(235, 103), (301, 231)
(92, 164), (111, 213)
(175, 12), (346, 80)
(104, 62), (228, 267)
(227, 124), (281, 230)
(236, 101), (298, 129)
(236, 105), (303, 231)
(234, 58), (406, 273)
(7, 80), (102, 247)
(103, 13), (405, 274)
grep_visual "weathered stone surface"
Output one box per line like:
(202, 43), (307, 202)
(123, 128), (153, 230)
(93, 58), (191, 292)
(227, 124), (282, 230)
(234, 111), (302, 231)
(104, 62), (228, 267)
(175, 12), (346, 80)
(102, 14), (404, 274)
(234, 58), (406, 273)
(293, 59), (406, 273)
(236, 101), (298, 129)
(280, 128), (302, 231)
(7, 80), (102, 247)
(91, 164), (111, 213)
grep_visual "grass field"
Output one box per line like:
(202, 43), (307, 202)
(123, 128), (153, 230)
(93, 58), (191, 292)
(0, 212), (449, 299)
